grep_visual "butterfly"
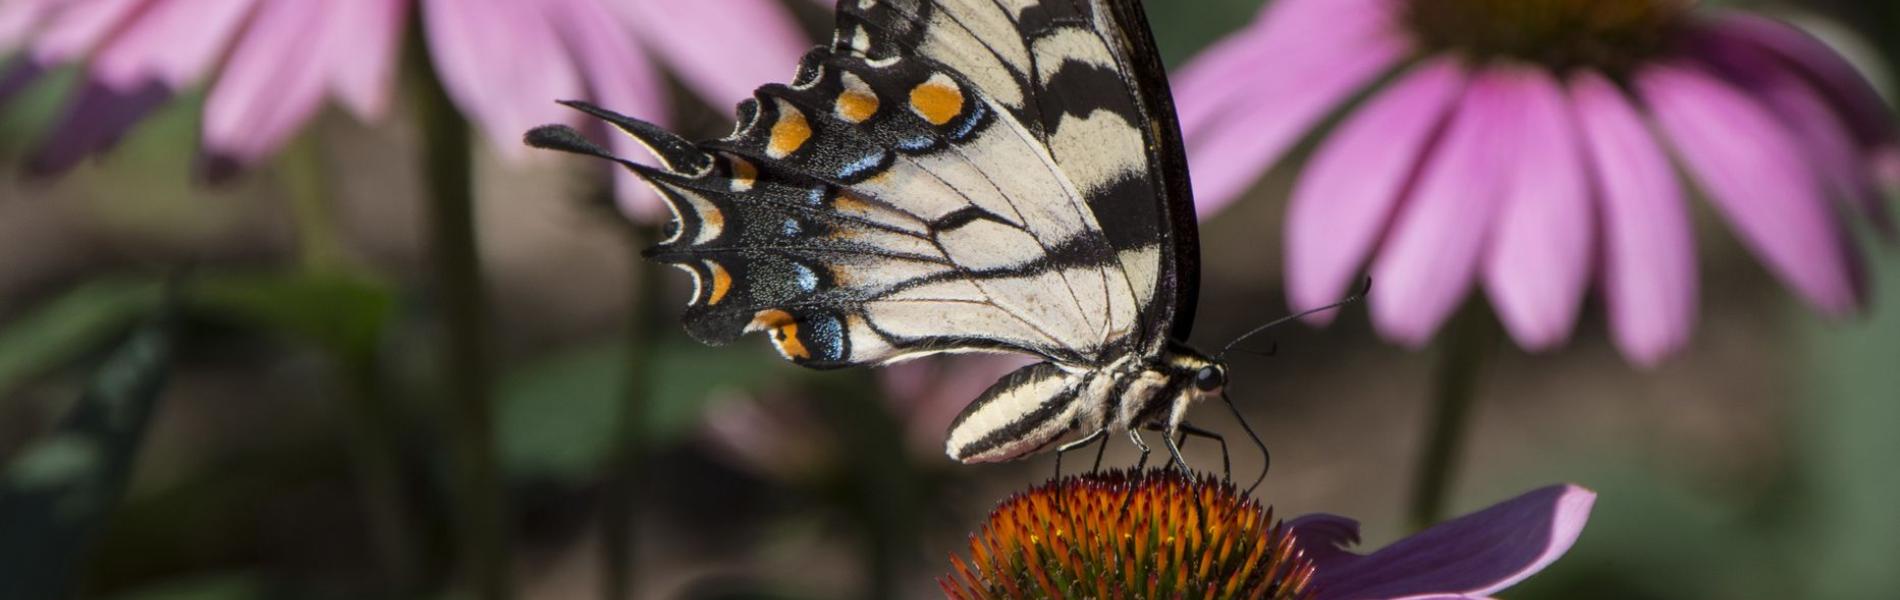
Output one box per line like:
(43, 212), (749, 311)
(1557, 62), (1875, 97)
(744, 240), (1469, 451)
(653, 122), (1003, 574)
(526, 0), (1342, 487)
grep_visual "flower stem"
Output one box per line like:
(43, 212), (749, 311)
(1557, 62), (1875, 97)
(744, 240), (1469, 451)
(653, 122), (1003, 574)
(602, 223), (662, 600)
(280, 133), (417, 593)
(410, 35), (512, 600)
(280, 134), (351, 273)
(1407, 305), (1494, 530)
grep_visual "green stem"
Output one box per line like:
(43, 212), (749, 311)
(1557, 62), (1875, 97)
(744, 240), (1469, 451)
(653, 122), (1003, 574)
(279, 132), (417, 593)
(601, 224), (663, 600)
(1406, 306), (1493, 530)
(280, 134), (350, 272)
(410, 35), (511, 600)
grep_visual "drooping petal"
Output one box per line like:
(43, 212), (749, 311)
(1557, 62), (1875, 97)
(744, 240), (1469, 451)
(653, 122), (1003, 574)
(615, 0), (809, 114)
(1285, 513), (1363, 572)
(324, 0), (409, 121)
(0, 0), (62, 54)
(422, 0), (584, 159)
(28, 0), (150, 65)
(1285, 59), (1467, 323)
(1639, 62), (1861, 316)
(1570, 71), (1696, 367)
(0, 58), (41, 104)
(201, 0), (333, 171)
(1302, 485), (1595, 600)
(1708, 13), (1897, 153)
(1370, 69), (1528, 347)
(1178, 0), (1409, 213)
(546, 0), (668, 218)
(1482, 68), (1594, 352)
(90, 0), (258, 91)
(27, 79), (171, 175)
(1689, 24), (1893, 232)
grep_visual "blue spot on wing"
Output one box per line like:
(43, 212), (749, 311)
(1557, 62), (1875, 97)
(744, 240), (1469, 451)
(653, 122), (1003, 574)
(837, 149), (887, 180)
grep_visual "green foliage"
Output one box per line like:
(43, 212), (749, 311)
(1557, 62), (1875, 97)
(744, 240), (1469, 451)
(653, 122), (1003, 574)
(497, 342), (786, 483)
(0, 320), (173, 600)
(186, 271), (396, 360)
(0, 279), (164, 399)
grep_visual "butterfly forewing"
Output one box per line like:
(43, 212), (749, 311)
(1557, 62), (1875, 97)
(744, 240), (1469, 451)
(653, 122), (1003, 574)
(529, 0), (1203, 462)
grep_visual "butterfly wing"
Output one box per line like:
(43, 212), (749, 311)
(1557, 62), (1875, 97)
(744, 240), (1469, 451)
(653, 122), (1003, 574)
(528, 0), (1197, 372)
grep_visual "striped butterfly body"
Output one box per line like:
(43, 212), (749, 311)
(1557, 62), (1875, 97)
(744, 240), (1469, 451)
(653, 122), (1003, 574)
(528, 0), (1230, 467)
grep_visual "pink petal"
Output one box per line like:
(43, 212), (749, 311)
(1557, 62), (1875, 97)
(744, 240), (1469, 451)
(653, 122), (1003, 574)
(421, 0), (583, 160)
(1301, 485), (1595, 600)
(615, 0), (809, 114)
(1690, 24), (1893, 232)
(1178, 0), (1409, 214)
(1369, 69), (1531, 347)
(91, 0), (258, 91)
(201, 0), (331, 170)
(1285, 59), (1467, 324)
(0, 0), (62, 54)
(324, 0), (408, 121)
(29, 0), (152, 65)
(1638, 62), (1860, 316)
(545, 0), (668, 218)
(1481, 68), (1593, 352)
(1570, 71), (1696, 367)
(1709, 13), (1897, 152)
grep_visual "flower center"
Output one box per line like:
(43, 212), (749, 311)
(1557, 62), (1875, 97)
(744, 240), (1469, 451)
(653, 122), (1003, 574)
(1404, 0), (1694, 74)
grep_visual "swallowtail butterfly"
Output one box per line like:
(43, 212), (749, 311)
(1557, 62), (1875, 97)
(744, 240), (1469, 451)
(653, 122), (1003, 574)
(528, 0), (1295, 477)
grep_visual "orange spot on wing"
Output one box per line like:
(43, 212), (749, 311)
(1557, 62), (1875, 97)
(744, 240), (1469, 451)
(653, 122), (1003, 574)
(705, 260), (732, 305)
(768, 106), (811, 158)
(748, 309), (810, 360)
(909, 76), (964, 126)
(837, 90), (879, 123)
(727, 155), (757, 191)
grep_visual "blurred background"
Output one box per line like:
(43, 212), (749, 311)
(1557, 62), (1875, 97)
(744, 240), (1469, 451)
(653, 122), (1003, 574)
(2, 0), (1897, 599)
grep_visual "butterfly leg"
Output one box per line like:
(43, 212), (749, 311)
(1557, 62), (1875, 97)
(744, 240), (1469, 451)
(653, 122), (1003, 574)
(1160, 431), (1192, 473)
(1149, 423), (1229, 482)
(1090, 431), (1109, 473)
(1128, 430), (1153, 471)
(1053, 428), (1108, 481)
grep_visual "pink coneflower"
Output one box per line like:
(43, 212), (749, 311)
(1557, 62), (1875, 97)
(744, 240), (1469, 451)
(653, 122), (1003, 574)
(0, 0), (807, 216)
(1176, 0), (1897, 366)
(944, 470), (1594, 599)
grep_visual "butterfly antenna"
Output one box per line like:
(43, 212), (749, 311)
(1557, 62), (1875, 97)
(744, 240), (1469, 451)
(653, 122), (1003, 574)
(1220, 390), (1270, 495)
(1217, 278), (1372, 360)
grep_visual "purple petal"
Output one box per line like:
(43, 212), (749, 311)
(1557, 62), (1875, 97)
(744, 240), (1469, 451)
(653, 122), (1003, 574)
(1306, 485), (1595, 600)
(0, 58), (42, 104)
(422, 0), (584, 159)
(615, 0), (809, 113)
(1570, 71), (1696, 367)
(1638, 62), (1861, 316)
(324, 0), (409, 121)
(1369, 69), (1530, 347)
(545, 0), (668, 218)
(1178, 0), (1409, 214)
(1284, 59), (1466, 324)
(1708, 13), (1897, 153)
(27, 0), (148, 65)
(91, 0), (258, 91)
(201, 0), (332, 169)
(27, 79), (171, 175)
(1287, 513), (1364, 572)
(1481, 68), (1593, 352)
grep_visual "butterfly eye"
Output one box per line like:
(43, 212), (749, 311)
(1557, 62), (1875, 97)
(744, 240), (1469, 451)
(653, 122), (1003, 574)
(1193, 365), (1225, 392)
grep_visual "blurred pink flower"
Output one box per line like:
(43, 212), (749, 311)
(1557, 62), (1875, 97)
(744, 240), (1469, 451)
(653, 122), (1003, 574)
(0, 0), (807, 217)
(1176, 0), (1896, 366)
(1293, 484), (1595, 600)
